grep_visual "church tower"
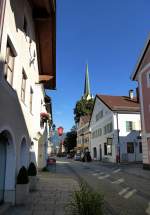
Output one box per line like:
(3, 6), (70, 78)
(83, 64), (92, 100)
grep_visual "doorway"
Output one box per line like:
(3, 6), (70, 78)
(99, 144), (102, 161)
(0, 136), (6, 204)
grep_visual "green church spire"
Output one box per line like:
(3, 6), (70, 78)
(83, 64), (91, 100)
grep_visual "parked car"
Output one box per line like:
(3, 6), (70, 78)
(47, 157), (56, 165)
(74, 153), (81, 161)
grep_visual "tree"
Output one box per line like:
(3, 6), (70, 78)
(74, 98), (94, 123)
(64, 127), (77, 153)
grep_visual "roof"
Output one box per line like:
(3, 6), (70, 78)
(30, 0), (56, 90)
(97, 94), (140, 112)
(131, 35), (150, 81)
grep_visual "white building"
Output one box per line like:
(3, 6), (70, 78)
(0, 0), (56, 204)
(90, 92), (142, 163)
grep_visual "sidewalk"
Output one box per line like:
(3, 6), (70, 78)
(3, 171), (78, 215)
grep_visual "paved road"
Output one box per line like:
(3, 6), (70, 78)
(66, 158), (150, 215)
(2, 159), (150, 215)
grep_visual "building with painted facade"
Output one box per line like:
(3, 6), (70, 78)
(0, 0), (56, 204)
(131, 36), (150, 170)
(90, 92), (141, 163)
(76, 115), (91, 152)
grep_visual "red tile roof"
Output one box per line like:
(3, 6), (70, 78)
(97, 95), (140, 112)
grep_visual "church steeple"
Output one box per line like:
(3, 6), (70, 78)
(83, 64), (91, 100)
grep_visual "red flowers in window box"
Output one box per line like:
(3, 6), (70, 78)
(40, 112), (49, 122)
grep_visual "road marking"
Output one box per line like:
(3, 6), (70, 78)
(146, 202), (150, 215)
(99, 172), (105, 175)
(118, 187), (130, 196)
(113, 169), (121, 173)
(111, 178), (124, 184)
(98, 174), (110, 180)
(92, 172), (105, 176)
(92, 173), (98, 176)
(124, 189), (137, 199)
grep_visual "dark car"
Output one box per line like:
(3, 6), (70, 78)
(47, 157), (56, 165)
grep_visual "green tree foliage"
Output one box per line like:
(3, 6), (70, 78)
(64, 127), (77, 153)
(74, 98), (94, 123)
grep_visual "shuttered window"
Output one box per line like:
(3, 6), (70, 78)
(4, 43), (15, 85)
(30, 87), (33, 113)
(126, 121), (133, 132)
(127, 142), (134, 153)
(21, 70), (27, 103)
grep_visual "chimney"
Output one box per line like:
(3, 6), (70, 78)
(136, 87), (140, 102)
(129, 89), (134, 100)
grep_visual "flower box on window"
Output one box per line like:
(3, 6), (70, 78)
(40, 112), (49, 122)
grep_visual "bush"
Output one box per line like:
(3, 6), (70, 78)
(28, 162), (37, 176)
(66, 181), (103, 215)
(17, 166), (29, 184)
(42, 166), (49, 172)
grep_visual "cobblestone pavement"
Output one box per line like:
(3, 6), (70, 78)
(3, 163), (79, 215)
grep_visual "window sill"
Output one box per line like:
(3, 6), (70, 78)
(21, 99), (27, 107)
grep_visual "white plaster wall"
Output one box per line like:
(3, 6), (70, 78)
(90, 97), (142, 163)
(114, 113), (142, 162)
(90, 98), (115, 162)
(0, 0), (48, 203)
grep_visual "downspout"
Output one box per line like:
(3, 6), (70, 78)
(116, 112), (120, 163)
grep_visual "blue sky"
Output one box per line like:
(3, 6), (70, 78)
(48, 0), (150, 132)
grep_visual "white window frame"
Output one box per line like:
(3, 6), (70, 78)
(147, 71), (150, 88)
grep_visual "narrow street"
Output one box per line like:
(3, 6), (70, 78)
(2, 158), (150, 215)
(67, 159), (150, 215)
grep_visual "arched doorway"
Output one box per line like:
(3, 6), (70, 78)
(0, 135), (6, 203)
(93, 147), (97, 160)
(0, 130), (15, 204)
(20, 138), (28, 168)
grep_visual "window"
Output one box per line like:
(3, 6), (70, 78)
(104, 139), (112, 155)
(104, 143), (107, 155)
(96, 110), (103, 121)
(93, 147), (97, 158)
(139, 142), (142, 153)
(30, 87), (33, 113)
(147, 72), (150, 88)
(4, 42), (15, 86)
(21, 70), (27, 103)
(126, 121), (133, 132)
(104, 122), (113, 135)
(107, 138), (112, 155)
(127, 142), (134, 153)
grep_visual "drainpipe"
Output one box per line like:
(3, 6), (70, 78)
(116, 113), (120, 163)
